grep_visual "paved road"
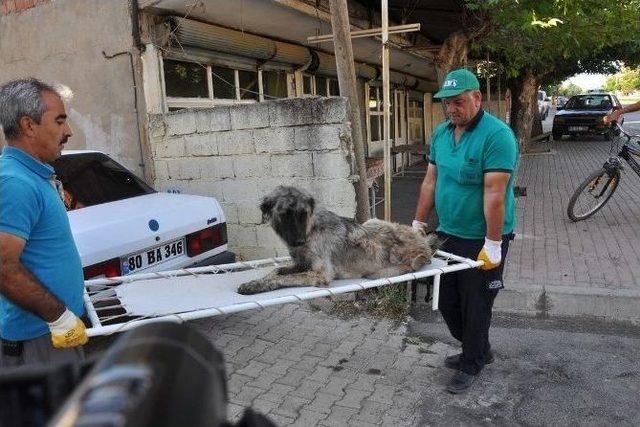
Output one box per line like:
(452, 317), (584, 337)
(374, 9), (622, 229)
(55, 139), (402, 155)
(621, 110), (640, 133)
(163, 302), (640, 426)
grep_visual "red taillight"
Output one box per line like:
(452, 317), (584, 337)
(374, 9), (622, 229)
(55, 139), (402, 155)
(83, 258), (122, 280)
(186, 223), (227, 257)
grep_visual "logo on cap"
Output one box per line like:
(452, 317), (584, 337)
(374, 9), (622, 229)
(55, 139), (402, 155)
(443, 79), (458, 88)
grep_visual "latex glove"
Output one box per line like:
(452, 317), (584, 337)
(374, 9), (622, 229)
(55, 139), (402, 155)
(47, 308), (88, 348)
(477, 237), (502, 270)
(412, 219), (427, 232)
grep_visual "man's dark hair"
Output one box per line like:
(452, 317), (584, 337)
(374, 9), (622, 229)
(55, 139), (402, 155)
(0, 78), (58, 140)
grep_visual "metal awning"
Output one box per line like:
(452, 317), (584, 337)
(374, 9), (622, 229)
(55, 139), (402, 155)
(160, 16), (432, 88)
(140, 0), (438, 85)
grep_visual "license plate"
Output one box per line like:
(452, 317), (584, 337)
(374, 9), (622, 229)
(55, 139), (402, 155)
(569, 126), (589, 132)
(121, 238), (185, 275)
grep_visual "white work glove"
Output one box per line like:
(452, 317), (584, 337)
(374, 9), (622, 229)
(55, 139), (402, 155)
(477, 237), (502, 271)
(412, 219), (428, 232)
(47, 308), (88, 348)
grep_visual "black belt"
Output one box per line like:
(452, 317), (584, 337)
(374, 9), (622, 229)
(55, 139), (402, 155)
(1, 338), (23, 357)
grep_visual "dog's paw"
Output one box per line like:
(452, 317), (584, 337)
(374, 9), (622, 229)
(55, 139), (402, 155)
(237, 281), (262, 295)
(411, 254), (430, 270)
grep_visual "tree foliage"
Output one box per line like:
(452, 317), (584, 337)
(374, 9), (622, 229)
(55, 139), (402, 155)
(559, 82), (583, 96)
(604, 67), (640, 93)
(465, 0), (640, 82)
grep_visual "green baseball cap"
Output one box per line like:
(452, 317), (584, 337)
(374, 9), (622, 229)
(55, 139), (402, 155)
(433, 68), (480, 99)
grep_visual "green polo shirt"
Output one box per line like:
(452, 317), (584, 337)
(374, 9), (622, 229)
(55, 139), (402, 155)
(429, 110), (518, 239)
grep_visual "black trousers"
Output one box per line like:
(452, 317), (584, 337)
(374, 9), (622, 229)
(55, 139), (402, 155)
(438, 233), (511, 375)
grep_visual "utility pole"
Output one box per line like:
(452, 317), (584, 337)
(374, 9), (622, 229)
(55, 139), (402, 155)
(329, 0), (370, 223)
(381, 0), (391, 221)
(311, 2), (419, 222)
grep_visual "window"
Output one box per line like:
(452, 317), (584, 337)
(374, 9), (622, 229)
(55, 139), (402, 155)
(262, 70), (288, 99)
(52, 153), (154, 209)
(328, 79), (340, 96)
(163, 58), (293, 109)
(302, 74), (314, 95)
(163, 59), (208, 98)
(367, 86), (394, 143)
(295, 74), (339, 97)
(211, 66), (236, 99)
(238, 69), (259, 101)
(316, 76), (328, 96)
(408, 100), (424, 143)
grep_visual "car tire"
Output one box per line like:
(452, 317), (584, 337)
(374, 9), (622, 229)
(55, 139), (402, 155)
(552, 130), (562, 141)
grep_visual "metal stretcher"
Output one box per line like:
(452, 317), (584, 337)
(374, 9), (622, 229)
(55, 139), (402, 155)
(83, 250), (482, 337)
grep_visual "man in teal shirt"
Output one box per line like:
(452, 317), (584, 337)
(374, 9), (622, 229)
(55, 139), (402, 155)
(0, 78), (88, 367)
(413, 69), (518, 393)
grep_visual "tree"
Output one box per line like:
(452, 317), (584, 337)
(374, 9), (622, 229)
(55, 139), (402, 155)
(617, 67), (640, 93)
(559, 82), (583, 96)
(465, 0), (640, 151)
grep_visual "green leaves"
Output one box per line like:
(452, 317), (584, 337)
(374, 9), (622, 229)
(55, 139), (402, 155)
(464, 0), (640, 80)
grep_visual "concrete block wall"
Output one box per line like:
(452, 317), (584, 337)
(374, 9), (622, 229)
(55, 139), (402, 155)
(149, 97), (357, 260)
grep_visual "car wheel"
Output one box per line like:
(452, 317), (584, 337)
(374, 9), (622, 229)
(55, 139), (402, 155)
(552, 129), (562, 140)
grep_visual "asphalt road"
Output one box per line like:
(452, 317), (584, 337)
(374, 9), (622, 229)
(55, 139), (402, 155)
(409, 309), (640, 426)
(621, 110), (640, 134)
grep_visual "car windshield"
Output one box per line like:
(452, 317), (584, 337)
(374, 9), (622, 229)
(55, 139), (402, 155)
(52, 153), (155, 210)
(565, 95), (612, 110)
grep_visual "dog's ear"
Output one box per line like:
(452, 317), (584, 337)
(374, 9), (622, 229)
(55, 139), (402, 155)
(260, 196), (275, 222)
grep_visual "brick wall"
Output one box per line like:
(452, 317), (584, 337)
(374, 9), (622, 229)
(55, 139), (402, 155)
(148, 97), (357, 260)
(1, 0), (50, 15)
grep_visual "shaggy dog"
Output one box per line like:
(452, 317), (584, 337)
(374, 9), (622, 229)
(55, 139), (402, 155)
(238, 186), (441, 295)
(237, 186), (440, 295)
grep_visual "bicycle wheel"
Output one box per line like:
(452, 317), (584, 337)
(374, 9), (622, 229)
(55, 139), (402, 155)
(567, 168), (620, 222)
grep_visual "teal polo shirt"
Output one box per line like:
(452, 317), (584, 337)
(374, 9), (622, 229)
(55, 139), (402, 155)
(0, 146), (85, 341)
(429, 110), (519, 239)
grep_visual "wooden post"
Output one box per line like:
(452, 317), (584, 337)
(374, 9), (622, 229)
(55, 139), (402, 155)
(498, 75), (504, 121)
(382, 0), (392, 221)
(423, 92), (433, 143)
(329, 0), (370, 223)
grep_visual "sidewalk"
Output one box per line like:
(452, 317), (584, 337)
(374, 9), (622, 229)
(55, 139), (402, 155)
(187, 302), (640, 426)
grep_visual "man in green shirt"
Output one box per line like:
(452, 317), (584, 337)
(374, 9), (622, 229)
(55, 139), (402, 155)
(413, 69), (518, 393)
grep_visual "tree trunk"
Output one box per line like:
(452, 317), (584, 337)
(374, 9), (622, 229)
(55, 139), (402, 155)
(435, 31), (469, 84)
(508, 70), (539, 153)
(531, 106), (543, 138)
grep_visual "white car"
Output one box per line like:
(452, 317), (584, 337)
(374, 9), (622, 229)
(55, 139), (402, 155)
(52, 151), (234, 279)
(538, 90), (551, 120)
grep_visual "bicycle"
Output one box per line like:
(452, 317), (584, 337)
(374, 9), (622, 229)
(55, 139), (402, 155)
(567, 122), (640, 222)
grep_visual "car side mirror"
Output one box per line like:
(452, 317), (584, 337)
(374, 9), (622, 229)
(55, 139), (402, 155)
(612, 105), (622, 111)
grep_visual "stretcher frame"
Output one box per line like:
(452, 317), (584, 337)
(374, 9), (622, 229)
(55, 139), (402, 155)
(83, 250), (482, 337)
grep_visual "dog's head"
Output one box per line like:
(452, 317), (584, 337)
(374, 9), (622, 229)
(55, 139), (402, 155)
(260, 186), (315, 247)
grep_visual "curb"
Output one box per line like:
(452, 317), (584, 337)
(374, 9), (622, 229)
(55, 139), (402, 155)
(494, 283), (640, 323)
